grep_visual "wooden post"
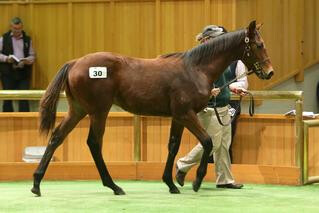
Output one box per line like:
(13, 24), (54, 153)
(295, 98), (303, 184)
(133, 115), (141, 161)
(303, 120), (309, 184)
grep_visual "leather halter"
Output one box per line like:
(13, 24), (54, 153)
(199, 35), (213, 43)
(242, 36), (271, 79)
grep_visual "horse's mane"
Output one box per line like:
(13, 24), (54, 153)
(160, 52), (184, 58)
(158, 29), (246, 66)
(182, 29), (246, 65)
(159, 29), (246, 65)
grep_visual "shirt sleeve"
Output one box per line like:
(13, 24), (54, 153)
(24, 40), (36, 63)
(229, 60), (248, 90)
(0, 37), (9, 63)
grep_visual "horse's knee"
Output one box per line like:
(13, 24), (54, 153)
(87, 138), (98, 149)
(201, 137), (213, 153)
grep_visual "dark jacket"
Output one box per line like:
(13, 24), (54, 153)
(207, 67), (231, 108)
(0, 30), (32, 80)
(225, 61), (238, 82)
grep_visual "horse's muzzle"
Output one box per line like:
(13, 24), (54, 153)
(265, 70), (274, 80)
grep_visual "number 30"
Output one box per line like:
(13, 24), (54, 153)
(93, 71), (102, 76)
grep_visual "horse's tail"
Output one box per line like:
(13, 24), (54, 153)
(39, 62), (72, 135)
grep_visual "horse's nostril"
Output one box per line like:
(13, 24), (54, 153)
(267, 70), (274, 79)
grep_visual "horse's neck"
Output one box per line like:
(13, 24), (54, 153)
(203, 39), (244, 86)
(202, 50), (240, 86)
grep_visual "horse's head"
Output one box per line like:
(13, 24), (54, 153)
(242, 20), (274, 80)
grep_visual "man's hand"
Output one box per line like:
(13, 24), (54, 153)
(211, 88), (220, 97)
(231, 88), (248, 96)
(21, 58), (33, 65)
(6, 55), (15, 63)
(17, 61), (25, 68)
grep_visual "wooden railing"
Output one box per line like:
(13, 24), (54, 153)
(0, 90), (309, 184)
(0, 90), (63, 100)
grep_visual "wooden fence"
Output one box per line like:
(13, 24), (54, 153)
(0, 90), (312, 185)
(0, 0), (317, 89)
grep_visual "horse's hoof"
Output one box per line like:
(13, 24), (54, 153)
(31, 187), (41, 196)
(192, 179), (202, 192)
(169, 187), (180, 194)
(113, 187), (126, 195)
(175, 170), (186, 187)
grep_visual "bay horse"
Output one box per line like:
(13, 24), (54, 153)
(31, 20), (274, 196)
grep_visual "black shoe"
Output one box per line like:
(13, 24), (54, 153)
(216, 183), (243, 189)
(175, 168), (186, 187)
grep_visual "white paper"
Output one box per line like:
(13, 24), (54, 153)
(284, 110), (317, 118)
(89, 67), (107, 78)
(9, 54), (20, 63)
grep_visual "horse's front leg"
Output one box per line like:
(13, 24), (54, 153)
(162, 119), (184, 194)
(177, 110), (212, 192)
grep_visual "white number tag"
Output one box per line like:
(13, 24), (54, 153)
(89, 67), (107, 78)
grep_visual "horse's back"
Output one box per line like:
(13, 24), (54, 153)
(66, 51), (205, 116)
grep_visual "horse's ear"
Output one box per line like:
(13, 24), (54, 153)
(248, 20), (256, 31)
(256, 23), (263, 30)
(247, 20), (257, 38)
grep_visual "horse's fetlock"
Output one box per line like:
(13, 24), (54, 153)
(197, 170), (206, 179)
(162, 174), (171, 184)
(33, 172), (43, 183)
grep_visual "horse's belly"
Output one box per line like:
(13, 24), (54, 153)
(114, 96), (171, 116)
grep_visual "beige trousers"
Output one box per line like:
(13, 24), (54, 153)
(176, 106), (235, 185)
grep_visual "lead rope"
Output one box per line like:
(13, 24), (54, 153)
(212, 70), (255, 126)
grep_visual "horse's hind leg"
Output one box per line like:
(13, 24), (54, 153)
(162, 119), (184, 194)
(31, 111), (86, 196)
(87, 112), (125, 195)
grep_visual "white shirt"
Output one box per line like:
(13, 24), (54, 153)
(229, 60), (248, 90)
